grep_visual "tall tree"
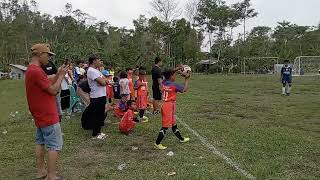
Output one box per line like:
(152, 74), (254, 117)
(150, 0), (181, 23)
(195, 0), (240, 66)
(185, 0), (199, 27)
(232, 0), (258, 41)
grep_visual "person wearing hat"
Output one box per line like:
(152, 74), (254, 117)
(25, 43), (69, 180)
(102, 70), (114, 104)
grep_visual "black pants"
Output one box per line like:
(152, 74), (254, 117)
(60, 89), (70, 110)
(81, 96), (106, 136)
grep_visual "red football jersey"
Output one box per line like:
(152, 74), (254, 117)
(135, 79), (148, 96)
(119, 109), (135, 134)
(135, 79), (148, 109)
(161, 80), (184, 102)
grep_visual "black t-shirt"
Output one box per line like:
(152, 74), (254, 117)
(151, 65), (162, 88)
(113, 82), (121, 99)
(78, 80), (91, 93)
(42, 60), (57, 75)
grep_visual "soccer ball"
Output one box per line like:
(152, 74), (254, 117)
(180, 65), (192, 77)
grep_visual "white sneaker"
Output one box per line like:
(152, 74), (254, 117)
(97, 134), (106, 140)
(92, 133), (106, 140)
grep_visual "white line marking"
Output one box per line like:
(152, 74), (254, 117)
(177, 117), (256, 180)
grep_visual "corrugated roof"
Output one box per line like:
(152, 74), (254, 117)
(197, 60), (218, 65)
(9, 64), (27, 71)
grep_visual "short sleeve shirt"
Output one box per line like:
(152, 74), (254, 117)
(119, 109), (135, 133)
(119, 78), (130, 95)
(281, 66), (292, 78)
(25, 64), (59, 128)
(134, 79), (148, 96)
(151, 65), (162, 88)
(87, 67), (106, 98)
(162, 80), (184, 102)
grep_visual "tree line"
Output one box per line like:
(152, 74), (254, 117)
(0, 0), (319, 73)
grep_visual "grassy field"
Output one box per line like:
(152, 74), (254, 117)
(0, 75), (319, 180)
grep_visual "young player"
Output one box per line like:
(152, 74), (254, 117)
(112, 76), (121, 100)
(154, 68), (191, 150)
(119, 100), (139, 135)
(126, 67), (135, 100)
(114, 99), (127, 118)
(119, 71), (130, 101)
(101, 70), (114, 103)
(134, 70), (149, 122)
(281, 60), (293, 96)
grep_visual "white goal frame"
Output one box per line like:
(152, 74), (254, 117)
(293, 56), (320, 76)
(241, 57), (279, 74)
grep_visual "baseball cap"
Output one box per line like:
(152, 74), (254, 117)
(101, 70), (110, 76)
(31, 43), (56, 56)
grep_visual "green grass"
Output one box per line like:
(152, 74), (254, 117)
(0, 75), (319, 179)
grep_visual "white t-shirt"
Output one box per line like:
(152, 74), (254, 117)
(61, 74), (71, 90)
(119, 78), (130, 95)
(75, 67), (81, 75)
(87, 67), (106, 98)
(79, 68), (86, 75)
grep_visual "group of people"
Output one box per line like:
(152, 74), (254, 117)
(25, 43), (191, 180)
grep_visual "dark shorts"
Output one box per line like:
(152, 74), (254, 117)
(152, 86), (162, 100)
(282, 77), (292, 84)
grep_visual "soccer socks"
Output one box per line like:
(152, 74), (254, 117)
(156, 126), (185, 145)
(155, 128), (167, 145)
(139, 109), (145, 118)
(288, 85), (292, 94)
(133, 117), (140, 123)
(172, 125), (184, 141)
(282, 87), (286, 95)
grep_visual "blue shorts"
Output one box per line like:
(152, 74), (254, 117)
(282, 77), (292, 84)
(36, 123), (63, 151)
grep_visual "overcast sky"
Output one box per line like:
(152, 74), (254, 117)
(37, 0), (320, 51)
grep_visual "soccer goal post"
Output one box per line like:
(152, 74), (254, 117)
(293, 56), (320, 76)
(241, 57), (279, 74)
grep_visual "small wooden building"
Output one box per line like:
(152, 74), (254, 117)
(9, 64), (27, 80)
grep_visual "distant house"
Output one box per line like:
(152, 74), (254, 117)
(196, 59), (218, 72)
(9, 64), (27, 80)
(197, 59), (218, 65)
(0, 71), (9, 79)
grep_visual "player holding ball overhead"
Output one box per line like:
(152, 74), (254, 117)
(154, 66), (191, 150)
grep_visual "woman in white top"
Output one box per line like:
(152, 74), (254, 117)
(81, 54), (108, 139)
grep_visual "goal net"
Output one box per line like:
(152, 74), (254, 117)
(241, 57), (279, 74)
(293, 56), (320, 76)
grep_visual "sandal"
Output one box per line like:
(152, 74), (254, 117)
(36, 175), (47, 179)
